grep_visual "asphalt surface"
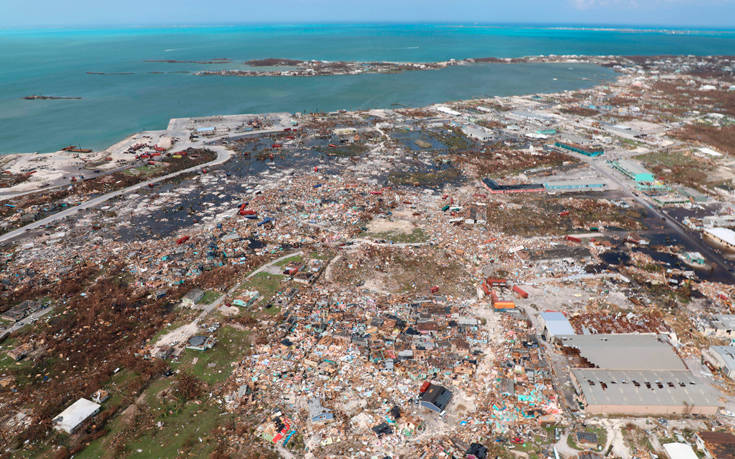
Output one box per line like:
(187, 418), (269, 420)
(0, 119), (294, 246)
(0, 145), (231, 245)
(584, 156), (735, 280)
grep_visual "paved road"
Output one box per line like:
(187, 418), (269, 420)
(554, 432), (580, 458)
(0, 116), (298, 246)
(194, 251), (303, 323)
(0, 145), (232, 245)
(1, 306), (54, 337)
(584, 156), (734, 280)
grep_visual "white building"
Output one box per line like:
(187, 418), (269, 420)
(53, 398), (101, 434)
(539, 311), (575, 341)
(702, 346), (735, 379)
(663, 442), (699, 459)
(704, 227), (735, 250)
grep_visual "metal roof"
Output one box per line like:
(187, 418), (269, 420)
(540, 312), (576, 336)
(53, 398), (101, 434)
(712, 314), (735, 330)
(557, 334), (686, 370)
(709, 346), (735, 371)
(614, 159), (654, 178)
(663, 443), (699, 459)
(572, 369), (720, 408)
(705, 227), (735, 246)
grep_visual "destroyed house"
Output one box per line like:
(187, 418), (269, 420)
(1, 299), (45, 322)
(576, 431), (598, 448)
(702, 346), (735, 379)
(180, 288), (204, 306)
(466, 443), (488, 459)
(420, 383), (452, 413)
(703, 314), (735, 338)
(307, 398), (334, 423)
(186, 335), (215, 351)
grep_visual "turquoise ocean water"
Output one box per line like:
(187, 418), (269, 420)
(1, 24), (734, 154)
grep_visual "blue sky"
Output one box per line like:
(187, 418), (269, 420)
(2, 0), (735, 28)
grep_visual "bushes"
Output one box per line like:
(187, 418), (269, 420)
(174, 372), (204, 401)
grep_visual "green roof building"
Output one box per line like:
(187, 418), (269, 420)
(610, 159), (655, 183)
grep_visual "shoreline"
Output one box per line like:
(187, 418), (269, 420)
(2, 52), (733, 198)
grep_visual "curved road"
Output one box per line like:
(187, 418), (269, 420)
(0, 145), (231, 245)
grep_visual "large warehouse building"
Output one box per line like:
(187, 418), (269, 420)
(610, 159), (656, 183)
(704, 227), (735, 251)
(561, 334), (721, 416)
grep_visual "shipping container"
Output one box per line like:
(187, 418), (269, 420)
(512, 285), (529, 299)
(486, 278), (507, 287)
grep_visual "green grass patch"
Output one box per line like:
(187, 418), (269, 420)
(80, 378), (229, 459)
(76, 328), (244, 459)
(172, 325), (249, 385)
(236, 272), (284, 304)
(198, 290), (222, 305)
(124, 401), (226, 459)
(274, 254), (303, 267)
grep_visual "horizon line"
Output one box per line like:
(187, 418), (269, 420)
(2, 21), (735, 32)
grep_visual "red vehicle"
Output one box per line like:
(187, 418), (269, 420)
(272, 143), (282, 149)
(430, 286), (439, 294)
(566, 235), (582, 243)
(370, 190), (383, 195)
(328, 144), (337, 148)
(176, 236), (190, 245)
(559, 210), (570, 217)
